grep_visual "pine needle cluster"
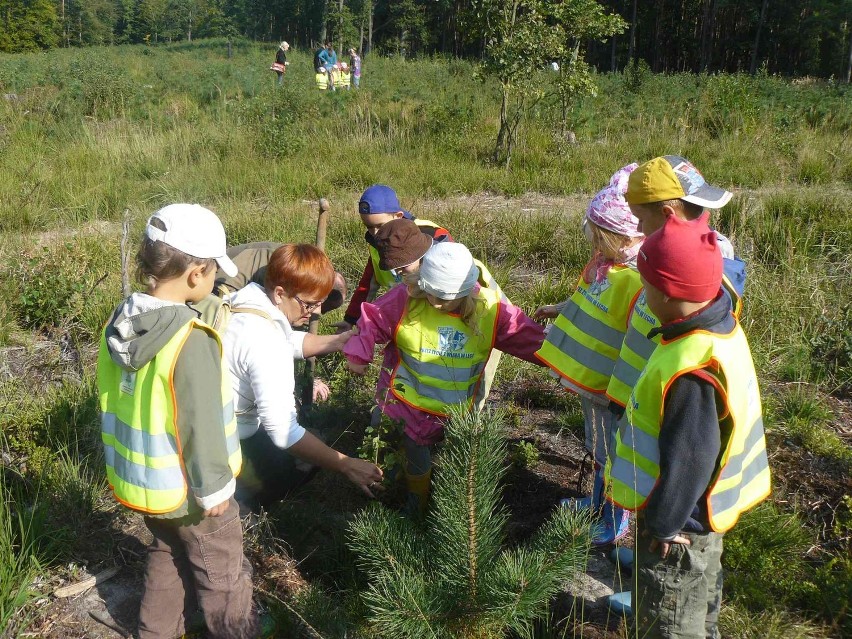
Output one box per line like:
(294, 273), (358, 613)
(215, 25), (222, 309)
(348, 407), (593, 639)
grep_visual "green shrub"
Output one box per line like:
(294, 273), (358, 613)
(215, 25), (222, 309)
(511, 440), (540, 469)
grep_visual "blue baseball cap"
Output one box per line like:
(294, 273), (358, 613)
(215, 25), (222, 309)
(359, 184), (403, 215)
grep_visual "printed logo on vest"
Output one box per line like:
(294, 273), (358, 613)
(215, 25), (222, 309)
(120, 370), (136, 395)
(437, 326), (468, 352)
(588, 278), (612, 296)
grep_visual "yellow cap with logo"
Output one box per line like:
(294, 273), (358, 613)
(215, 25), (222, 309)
(626, 156), (733, 208)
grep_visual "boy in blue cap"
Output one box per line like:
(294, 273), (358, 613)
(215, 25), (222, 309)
(337, 184), (452, 331)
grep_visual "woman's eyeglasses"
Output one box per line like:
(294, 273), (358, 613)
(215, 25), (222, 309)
(295, 295), (323, 313)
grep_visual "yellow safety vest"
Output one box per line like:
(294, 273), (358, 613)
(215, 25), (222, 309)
(315, 72), (328, 90)
(536, 264), (642, 395)
(368, 218), (443, 289)
(97, 319), (241, 515)
(391, 287), (501, 416)
(606, 275), (744, 408)
(606, 324), (770, 532)
(341, 71), (351, 87)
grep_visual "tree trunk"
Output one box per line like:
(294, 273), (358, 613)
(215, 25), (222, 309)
(846, 21), (852, 83)
(339, 0), (344, 54)
(699, 0), (712, 72)
(628, 0), (637, 64)
(749, 0), (768, 74)
(367, 2), (373, 55)
(494, 87), (509, 164)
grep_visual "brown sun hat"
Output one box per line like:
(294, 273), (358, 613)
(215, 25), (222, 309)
(374, 218), (433, 271)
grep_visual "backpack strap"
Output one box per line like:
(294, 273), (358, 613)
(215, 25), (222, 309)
(230, 307), (274, 322)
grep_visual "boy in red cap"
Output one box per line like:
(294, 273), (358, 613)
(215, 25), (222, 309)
(605, 213), (771, 639)
(337, 184), (452, 332)
(606, 155), (746, 412)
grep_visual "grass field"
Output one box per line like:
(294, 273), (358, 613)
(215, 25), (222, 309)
(0, 38), (850, 637)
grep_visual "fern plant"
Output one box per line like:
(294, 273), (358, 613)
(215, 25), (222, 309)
(348, 407), (593, 639)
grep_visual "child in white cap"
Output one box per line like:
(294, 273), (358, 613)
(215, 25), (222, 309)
(534, 163), (645, 546)
(344, 242), (546, 512)
(97, 204), (258, 638)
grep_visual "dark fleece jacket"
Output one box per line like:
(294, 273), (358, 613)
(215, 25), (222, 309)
(642, 291), (736, 540)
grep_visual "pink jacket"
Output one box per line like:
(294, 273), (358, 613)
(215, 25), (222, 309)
(343, 283), (546, 445)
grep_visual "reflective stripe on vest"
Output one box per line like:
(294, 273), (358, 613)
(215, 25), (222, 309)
(606, 291), (660, 407)
(606, 324), (770, 532)
(98, 318), (241, 514)
(391, 287), (501, 416)
(606, 276), (743, 407)
(536, 264), (642, 395)
(368, 218), (443, 289)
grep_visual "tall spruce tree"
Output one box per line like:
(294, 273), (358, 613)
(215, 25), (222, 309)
(348, 407), (593, 639)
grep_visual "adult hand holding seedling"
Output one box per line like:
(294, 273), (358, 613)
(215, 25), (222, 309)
(532, 304), (560, 321)
(341, 457), (384, 497)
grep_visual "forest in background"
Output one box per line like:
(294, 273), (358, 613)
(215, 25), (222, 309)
(2, 0), (852, 81)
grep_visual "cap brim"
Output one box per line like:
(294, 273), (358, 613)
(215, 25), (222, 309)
(681, 185), (733, 209)
(216, 255), (239, 278)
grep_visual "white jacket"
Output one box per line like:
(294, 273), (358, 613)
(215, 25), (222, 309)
(222, 283), (306, 448)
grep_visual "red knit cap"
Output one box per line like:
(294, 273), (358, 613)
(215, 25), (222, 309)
(637, 212), (722, 302)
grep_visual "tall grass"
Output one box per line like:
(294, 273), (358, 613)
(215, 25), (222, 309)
(1, 39), (850, 637)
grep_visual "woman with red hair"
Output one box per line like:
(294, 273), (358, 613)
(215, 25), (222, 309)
(223, 244), (382, 512)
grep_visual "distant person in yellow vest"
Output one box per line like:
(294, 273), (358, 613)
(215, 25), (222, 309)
(605, 213), (770, 639)
(339, 61), (351, 89)
(343, 242), (545, 513)
(315, 66), (329, 90)
(97, 204), (258, 639)
(534, 163), (643, 546)
(336, 184), (453, 332)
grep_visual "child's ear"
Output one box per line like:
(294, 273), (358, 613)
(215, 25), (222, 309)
(188, 264), (206, 286)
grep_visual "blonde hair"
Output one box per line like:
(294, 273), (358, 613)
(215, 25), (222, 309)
(403, 274), (486, 336)
(583, 218), (638, 261)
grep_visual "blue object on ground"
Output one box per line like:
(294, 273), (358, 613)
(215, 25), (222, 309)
(610, 546), (634, 571)
(606, 591), (632, 616)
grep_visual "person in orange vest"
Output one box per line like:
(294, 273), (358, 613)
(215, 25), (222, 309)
(606, 210), (769, 638)
(97, 204), (258, 639)
(534, 164), (644, 546)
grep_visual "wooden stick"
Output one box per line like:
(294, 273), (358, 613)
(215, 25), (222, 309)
(54, 566), (121, 598)
(301, 198), (331, 408)
(120, 208), (131, 298)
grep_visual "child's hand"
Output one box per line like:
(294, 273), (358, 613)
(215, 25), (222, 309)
(333, 320), (354, 334)
(203, 499), (229, 517)
(347, 361), (368, 376)
(313, 378), (331, 402)
(533, 304), (560, 321)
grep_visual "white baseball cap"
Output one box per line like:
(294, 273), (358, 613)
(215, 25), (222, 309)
(418, 242), (479, 300)
(146, 203), (238, 277)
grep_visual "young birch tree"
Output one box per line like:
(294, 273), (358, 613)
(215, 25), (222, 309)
(466, 0), (624, 168)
